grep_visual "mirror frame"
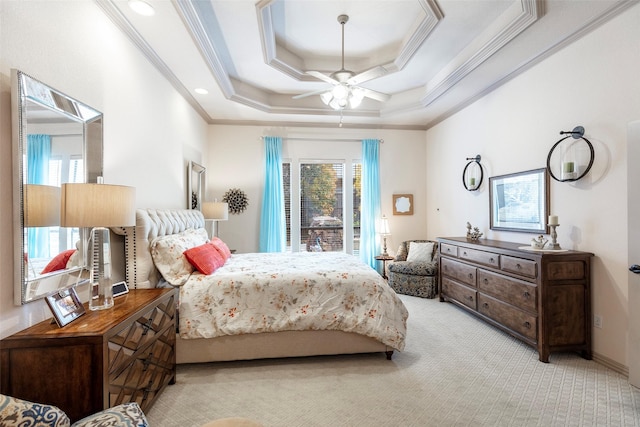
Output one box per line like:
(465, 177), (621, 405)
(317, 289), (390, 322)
(12, 69), (104, 305)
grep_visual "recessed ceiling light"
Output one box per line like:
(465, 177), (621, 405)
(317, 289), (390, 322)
(194, 88), (209, 95)
(128, 0), (155, 16)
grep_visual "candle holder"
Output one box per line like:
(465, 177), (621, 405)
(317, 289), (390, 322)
(548, 224), (561, 250)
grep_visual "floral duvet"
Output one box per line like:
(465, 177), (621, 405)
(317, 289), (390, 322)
(178, 251), (409, 351)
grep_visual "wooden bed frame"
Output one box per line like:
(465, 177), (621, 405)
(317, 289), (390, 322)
(117, 208), (392, 364)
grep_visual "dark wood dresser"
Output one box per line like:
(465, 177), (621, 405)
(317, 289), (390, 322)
(1, 288), (176, 422)
(438, 237), (593, 363)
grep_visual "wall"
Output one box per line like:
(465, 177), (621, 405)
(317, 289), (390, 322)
(0, 1), (208, 338)
(206, 125), (427, 255)
(426, 5), (640, 368)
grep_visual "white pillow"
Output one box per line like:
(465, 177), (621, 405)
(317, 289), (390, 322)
(150, 228), (209, 286)
(406, 241), (434, 262)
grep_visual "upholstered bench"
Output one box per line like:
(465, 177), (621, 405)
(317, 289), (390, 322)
(387, 240), (439, 298)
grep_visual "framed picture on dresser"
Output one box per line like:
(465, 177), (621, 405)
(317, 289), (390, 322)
(45, 286), (85, 327)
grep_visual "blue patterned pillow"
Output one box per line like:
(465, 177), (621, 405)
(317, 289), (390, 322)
(0, 394), (71, 427)
(71, 402), (148, 427)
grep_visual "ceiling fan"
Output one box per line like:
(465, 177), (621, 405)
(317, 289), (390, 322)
(292, 14), (390, 110)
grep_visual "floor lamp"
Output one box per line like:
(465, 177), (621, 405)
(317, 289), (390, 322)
(60, 180), (136, 310)
(202, 201), (229, 239)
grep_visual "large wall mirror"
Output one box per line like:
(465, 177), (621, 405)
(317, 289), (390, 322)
(12, 69), (103, 304)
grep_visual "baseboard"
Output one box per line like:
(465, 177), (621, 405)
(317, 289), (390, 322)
(593, 351), (629, 377)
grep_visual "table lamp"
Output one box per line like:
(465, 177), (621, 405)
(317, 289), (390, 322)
(60, 179), (135, 310)
(202, 201), (229, 239)
(379, 215), (391, 256)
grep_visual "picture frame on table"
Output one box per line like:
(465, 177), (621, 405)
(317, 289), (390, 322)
(489, 168), (549, 234)
(45, 286), (85, 327)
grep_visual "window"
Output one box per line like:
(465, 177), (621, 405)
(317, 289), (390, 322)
(284, 160), (361, 254)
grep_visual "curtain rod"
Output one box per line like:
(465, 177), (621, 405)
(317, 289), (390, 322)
(260, 136), (383, 143)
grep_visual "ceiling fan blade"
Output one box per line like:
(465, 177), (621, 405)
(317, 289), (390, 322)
(359, 87), (391, 103)
(292, 88), (330, 100)
(347, 66), (388, 85)
(306, 71), (339, 85)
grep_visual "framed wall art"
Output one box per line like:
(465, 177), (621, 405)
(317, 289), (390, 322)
(489, 168), (549, 233)
(393, 194), (413, 215)
(45, 286), (85, 327)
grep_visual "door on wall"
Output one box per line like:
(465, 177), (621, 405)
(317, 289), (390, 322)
(627, 120), (640, 388)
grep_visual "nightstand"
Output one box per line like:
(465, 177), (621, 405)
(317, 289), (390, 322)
(0, 288), (177, 422)
(375, 255), (394, 280)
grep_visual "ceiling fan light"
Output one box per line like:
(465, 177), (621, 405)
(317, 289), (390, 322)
(349, 90), (364, 109)
(332, 84), (349, 100)
(128, 0), (155, 16)
(328, 98), (343, 110)
(320, 92), (333, 105)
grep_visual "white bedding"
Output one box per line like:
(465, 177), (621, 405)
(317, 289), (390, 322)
(178, 251), (409, 351)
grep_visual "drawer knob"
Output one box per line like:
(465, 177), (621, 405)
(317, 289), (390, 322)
(524, 321), (531, 329)
(516, 263), (522, 269)
(523, 291), (531, 299)
(467, 296), (474, 301)
(468, 273), (473, 279)
(490, 257), (495, 263)
(447, 248), (451, 252)
(482, 302), (489, 308)
(483, 278), (488, 284)
(463, 251), (468, 255)
(142, 318), (153, 335)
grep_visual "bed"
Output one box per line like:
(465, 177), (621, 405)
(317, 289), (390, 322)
(117, 208), (408, 364)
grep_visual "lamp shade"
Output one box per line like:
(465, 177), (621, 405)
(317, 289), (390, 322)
(202, 202), (229, 221)
(379, 215), (391, 235)
(24, 184), (61, 227)
(60, 183), (136, 227)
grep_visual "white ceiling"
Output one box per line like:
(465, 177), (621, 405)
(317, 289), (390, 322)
(96, 0), (636, 130)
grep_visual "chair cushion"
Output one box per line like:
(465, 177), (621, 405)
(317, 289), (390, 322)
(0, 394), (70, 427)
(71, 402), (148, 427)
(388, 261), (438, 276)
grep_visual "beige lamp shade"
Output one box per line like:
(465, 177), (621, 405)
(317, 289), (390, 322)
(60, 183), (136, 227)
(24, 184), (61, 227)
(379, 215), (391, 235)
(202, 202), (229, 221)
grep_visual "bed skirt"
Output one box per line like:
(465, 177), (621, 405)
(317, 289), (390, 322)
(176, 330), (391, 364)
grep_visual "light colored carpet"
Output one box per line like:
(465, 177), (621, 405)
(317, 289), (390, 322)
(147, 295), (640, 426)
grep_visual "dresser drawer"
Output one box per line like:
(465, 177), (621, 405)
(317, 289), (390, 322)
(477, 270), (537, 313)
(441, 277), (476, 310)
(459, 247), (500, 268)
(477, 294), (537, 341)
(440, 243), (458, 257)
(501, 255), (537, 278)
(441, 258), (476, 287)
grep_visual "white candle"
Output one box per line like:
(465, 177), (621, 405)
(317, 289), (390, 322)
(548, 215), (559, 225)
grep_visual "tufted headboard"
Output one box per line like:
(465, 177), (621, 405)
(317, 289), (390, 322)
(114, 209), (205, 289)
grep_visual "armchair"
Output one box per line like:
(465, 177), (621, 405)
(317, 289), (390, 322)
(0, 394), (148, 427)
(387, 240), (439, 298)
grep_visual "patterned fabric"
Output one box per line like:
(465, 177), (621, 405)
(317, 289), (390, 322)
(71, 403), (148, 427)
(0, 395), (148, 427)
(0, 394), (70, 427)
(150, 228), (209, 285)
(179, 252), (409, 351)
(388, 240), (439, 299)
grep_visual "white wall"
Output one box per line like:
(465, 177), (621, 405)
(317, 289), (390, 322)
(207, 125), (427, 255)
(0, 1), (208, 338)
(426, 4), (640, 367)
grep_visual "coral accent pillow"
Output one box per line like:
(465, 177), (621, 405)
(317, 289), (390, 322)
(184, 242), (226, 275)
(210, 237), (232, 260)
(151, 228), (209, 286)
(406, 242), (435, 263)
(41, 249), (77, 274)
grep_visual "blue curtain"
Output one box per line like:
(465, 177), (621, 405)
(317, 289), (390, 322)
(27, 134), (52, 259)
(259, 136), (286, 252)
(360, 138), (381, 269)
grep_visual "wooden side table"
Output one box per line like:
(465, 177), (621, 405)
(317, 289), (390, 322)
(1, 288), (177, 422)
(375, 255), (394, 279)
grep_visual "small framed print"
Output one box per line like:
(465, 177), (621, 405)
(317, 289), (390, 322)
(393, 194), (414, 215)
(45, 287), (85, 327)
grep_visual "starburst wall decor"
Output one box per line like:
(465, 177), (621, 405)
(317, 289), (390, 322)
(223, 188), (249, 214)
